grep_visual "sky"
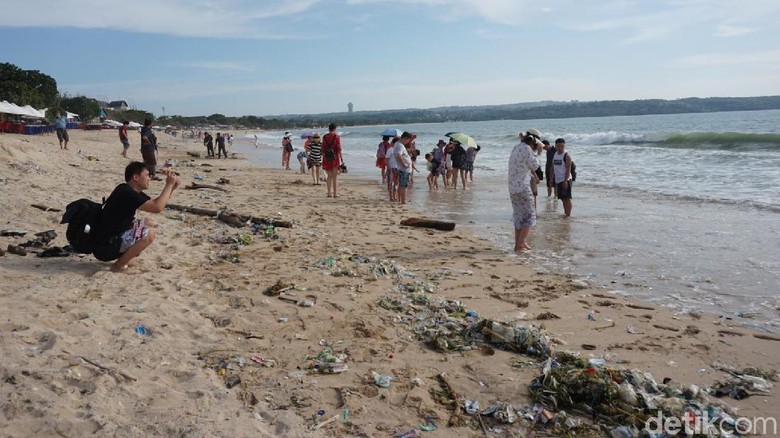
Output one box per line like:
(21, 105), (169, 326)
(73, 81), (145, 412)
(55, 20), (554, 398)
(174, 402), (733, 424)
(1, 0), (779, 117)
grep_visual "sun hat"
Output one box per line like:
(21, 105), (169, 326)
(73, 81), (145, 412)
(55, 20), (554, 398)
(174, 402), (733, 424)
(527, 128), (542, 138)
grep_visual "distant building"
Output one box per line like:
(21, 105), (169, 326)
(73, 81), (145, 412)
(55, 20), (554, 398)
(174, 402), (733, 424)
(348, 102), (353, 113)
(108, 100), (128, 111)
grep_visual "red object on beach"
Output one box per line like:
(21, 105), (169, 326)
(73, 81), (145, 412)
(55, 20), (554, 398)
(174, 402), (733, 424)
(584, 368), (597, 375)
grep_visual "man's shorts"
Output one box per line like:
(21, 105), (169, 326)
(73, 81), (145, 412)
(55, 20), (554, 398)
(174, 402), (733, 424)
(121, 139), (130, 150)
(464, 160), (474, 172)
(56, 128), (69, 142)
(92, 218), (150, 262)
(556, 181), (573, 199)
(398, 171), (411, 188)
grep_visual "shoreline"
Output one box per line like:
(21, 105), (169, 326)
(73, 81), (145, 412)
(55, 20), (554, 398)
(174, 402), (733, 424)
(0, 129), (778, 436)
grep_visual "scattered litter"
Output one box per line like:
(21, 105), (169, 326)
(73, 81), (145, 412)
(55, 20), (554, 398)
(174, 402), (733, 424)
(0, 229), (27, 237)
(464, 400), (480, 415)
(135, 324), (148, 336)
(419, 419), (437, 431)
(250, 356), (276, 368)
(627, 325), (642, 334)
(535, 311), (559, 320)
(372, 371), (393, 388)
(225, 375), (241, 388)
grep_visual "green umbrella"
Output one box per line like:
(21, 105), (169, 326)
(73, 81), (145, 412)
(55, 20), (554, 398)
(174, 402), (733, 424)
(445, 132), (478, 148)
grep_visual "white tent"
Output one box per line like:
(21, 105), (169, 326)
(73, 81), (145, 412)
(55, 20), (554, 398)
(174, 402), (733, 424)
(0, 101), (28, 116)
(0, 101), (50, 119)
(21, 105), (44, 118)
(128, 121), (141, 128)
(103, 119), (123, 127)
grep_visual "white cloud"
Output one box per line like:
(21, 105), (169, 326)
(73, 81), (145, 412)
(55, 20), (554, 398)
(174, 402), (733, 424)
(346, 0), (532, 25)
(713, 24), (756, 37)
(0, 0), (320, 39)
(675, 49), (780, 67)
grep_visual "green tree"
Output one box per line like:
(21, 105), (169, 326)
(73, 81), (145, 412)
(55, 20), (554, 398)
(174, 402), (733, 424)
(122, 109), (155, 125)
(207, 113), (227, 125)
(61, 95), (101, 121)
(0, 63), (59, 108)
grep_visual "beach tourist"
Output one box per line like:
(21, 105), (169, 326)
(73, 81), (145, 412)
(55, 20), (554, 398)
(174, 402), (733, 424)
(54, 111), (69, 150)
(432, 140), (446, 189)
(297, 148), (308, 174)
(385, 137), (399, 201)
(395, 132), (413, 204)
(465, 144), (480, 183)
(140, 119), (158, 179)
(91, 161), (180, 273)
(376, 136), (391, 183)
(216, 133), (228, 159)
(119, 120), (130, 157)
(203, 132), (214, 157)
(425, 152), (440, 190)
(552, 138), (574, 217)
(282, 132), (293, 170)
(254, 134), (259, 148)
(449, 140), (467, 189)
(322, 123), (343, 198)
(508, 133), (541, 251)
(542, 139), (556, 198)
(444, 142), (454, 188)
(524, 134), (544, 209)
(308, 133), (323, 185)
(408, 134), (418, 186)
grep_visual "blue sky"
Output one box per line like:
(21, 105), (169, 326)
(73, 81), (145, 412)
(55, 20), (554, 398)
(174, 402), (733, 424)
(1, 0), (779, 117)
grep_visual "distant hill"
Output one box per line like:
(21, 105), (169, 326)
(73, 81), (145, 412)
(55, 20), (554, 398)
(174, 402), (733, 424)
(272, 96), (780, 127)
(160, 95), (780, 129)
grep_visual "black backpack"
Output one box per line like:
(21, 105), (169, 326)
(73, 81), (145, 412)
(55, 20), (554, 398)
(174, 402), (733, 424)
(60, 199), (103, 254)
(564, 153), (577, 181)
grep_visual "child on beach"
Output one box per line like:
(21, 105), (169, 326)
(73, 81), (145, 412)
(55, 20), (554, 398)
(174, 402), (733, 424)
(425, 153), (440, 190)
(297, 149), (307, 174)
(376, 136), (391, 183)
(465, 144), (480, 183)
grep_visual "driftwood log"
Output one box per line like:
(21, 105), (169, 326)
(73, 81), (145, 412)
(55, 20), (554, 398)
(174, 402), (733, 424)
(186, 151), (201, 158)
(31, 204), (62, 212)
(185, 182), (228, 192)
(400, 217), (456, 231)
(166, 203), (292, 228)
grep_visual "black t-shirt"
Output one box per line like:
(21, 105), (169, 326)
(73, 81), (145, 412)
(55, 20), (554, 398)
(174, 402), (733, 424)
(94, 183), (150, 242)
(546, 147), (556, 167)
(450, 145), (467, 168)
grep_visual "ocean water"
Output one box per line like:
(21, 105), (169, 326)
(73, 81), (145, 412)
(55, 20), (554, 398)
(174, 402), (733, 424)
(238, 110), (780, 329)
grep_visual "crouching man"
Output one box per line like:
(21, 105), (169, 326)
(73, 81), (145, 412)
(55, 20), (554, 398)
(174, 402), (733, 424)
(92, 161), (180, 272)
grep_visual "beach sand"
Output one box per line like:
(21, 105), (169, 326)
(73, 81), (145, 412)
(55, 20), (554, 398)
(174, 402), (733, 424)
(0, 129), (778, 437)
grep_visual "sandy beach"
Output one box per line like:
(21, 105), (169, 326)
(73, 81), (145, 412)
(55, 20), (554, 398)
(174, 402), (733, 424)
(1, 129), (778, 437)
